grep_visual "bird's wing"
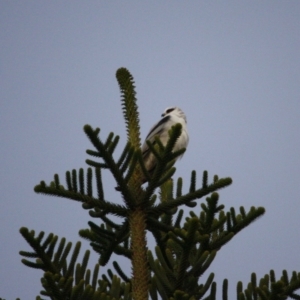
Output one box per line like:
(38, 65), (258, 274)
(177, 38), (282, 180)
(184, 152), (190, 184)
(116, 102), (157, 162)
(141, 115), (171, 158)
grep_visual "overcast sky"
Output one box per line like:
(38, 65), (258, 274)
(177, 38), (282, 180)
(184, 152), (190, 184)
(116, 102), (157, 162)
(1, 1), (300, 299)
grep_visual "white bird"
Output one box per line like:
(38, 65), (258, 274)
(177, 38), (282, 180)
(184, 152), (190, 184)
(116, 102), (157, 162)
(141, 106), (189, 182)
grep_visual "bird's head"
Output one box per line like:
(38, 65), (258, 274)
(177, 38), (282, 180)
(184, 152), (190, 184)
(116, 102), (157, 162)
(162, 106), (187, 123)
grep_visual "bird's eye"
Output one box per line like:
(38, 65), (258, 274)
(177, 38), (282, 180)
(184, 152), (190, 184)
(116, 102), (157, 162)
(166, 108), (175, 114)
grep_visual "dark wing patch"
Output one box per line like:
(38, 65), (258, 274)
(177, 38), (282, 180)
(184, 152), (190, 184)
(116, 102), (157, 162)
(145, 115), (171, 139)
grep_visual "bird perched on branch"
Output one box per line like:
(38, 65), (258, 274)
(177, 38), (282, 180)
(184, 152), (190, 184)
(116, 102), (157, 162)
(141, 106), (189, 182)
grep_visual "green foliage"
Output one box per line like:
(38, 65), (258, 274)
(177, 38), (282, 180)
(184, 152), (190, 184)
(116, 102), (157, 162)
(19, 227), (131, 300)
(235, 270), (300, 300)
(18, 67), (300, 300)
(116, 67), (141, 149)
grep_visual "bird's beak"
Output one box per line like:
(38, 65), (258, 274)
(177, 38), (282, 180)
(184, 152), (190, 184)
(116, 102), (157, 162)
(161, 113), (165, 117)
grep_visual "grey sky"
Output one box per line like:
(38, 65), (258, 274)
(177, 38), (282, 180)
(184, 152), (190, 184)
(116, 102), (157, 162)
(1, 1), (300, 299)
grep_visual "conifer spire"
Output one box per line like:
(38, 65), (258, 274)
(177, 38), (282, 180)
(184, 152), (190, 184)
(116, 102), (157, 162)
(19, 67), (300, 300)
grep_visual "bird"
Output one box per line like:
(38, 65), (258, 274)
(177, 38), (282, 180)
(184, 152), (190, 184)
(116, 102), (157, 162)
(141, 106), (189, 182)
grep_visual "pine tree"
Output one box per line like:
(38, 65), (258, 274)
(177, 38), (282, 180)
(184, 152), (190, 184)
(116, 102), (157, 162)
(18, 68), (300, 300)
